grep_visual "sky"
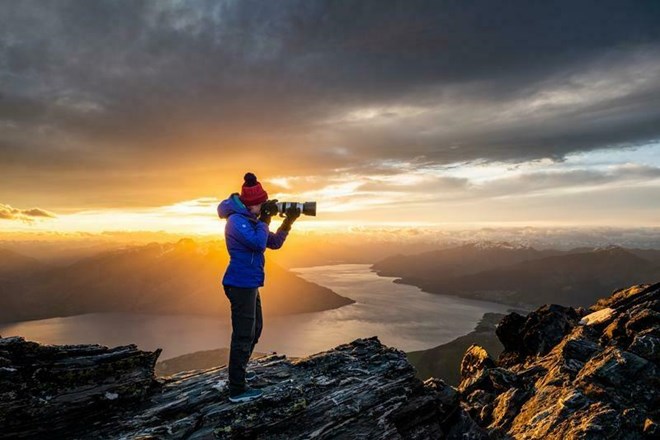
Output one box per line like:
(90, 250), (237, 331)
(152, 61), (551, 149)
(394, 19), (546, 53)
(1, 0), (660, 235)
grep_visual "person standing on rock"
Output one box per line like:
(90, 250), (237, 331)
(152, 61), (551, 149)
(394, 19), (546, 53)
(217, 172), (300, 403)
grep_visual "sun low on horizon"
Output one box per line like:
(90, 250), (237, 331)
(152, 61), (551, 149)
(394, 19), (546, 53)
(2, 1), (660, 239)
(2, 3), (660, 436)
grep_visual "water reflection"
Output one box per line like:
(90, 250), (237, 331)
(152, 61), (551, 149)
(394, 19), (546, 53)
(0, 264), (511, 359)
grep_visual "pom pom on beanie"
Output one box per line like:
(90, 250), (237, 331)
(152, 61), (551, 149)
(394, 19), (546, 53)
(244, 172), (258, 186)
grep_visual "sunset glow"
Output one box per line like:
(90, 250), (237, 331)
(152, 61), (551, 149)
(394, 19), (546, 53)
(1, 2), (659, 238)
(1, 4), (660, 434)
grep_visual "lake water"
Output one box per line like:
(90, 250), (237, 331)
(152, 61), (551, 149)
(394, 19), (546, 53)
(0, 264), (511, 360)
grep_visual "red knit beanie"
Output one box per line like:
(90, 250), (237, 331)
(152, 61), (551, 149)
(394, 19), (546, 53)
(239, 172), (268, 206)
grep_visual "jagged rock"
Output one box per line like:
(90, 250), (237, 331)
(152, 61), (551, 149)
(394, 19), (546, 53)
(0, 336), (161, 439)
(0, 336), (485, 439)
(457, 281), (660, 439)
(644, 417), (659, 437)
(579, 307), (615, 326)
(496, 304), (584, 368)
(419, 378), (490, 439)
(488, 387), (530, 434)
(2, 281), (658, 440)
(591, 283), (656, 311)
(459, 345), (496, 395)
(493, 312), (526, 354)
(628, 330), (660, 362)
(561, 334), (602, 363)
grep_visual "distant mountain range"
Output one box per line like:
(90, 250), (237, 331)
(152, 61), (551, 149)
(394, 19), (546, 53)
(0, 248), (49, 276)
(373, 241), (660, 307)
(0, 239), (354, 323)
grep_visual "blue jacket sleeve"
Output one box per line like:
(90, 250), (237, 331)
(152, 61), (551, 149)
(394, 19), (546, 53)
(266, 229), (289, 250)
(227, 215), (268, 252)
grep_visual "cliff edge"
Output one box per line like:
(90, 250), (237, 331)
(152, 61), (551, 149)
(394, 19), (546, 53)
(1, 282), (658, 439)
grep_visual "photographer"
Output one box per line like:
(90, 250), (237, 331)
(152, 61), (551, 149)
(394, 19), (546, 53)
(216, 172), (300, 403)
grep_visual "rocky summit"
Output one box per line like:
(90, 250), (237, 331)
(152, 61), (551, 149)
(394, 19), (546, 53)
(461, 282), (659, 439)
(1, 282), (658, 439)
(1, 336), (485, 439)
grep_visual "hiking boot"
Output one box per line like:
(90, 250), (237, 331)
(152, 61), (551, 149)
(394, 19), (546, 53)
(228, 386), (263, 403)
(246, 370), (257, 381)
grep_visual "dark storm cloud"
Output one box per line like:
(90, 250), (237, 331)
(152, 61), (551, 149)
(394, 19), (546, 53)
(2, 0), (660, 187)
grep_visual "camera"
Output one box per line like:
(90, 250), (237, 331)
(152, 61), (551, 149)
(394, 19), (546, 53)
(275, 201), (316, 217)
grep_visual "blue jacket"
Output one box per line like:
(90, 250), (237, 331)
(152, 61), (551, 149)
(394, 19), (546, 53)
(217, 193), (288, 288)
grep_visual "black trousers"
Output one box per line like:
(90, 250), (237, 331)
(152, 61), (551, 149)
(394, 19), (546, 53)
(223, 285), (263, 395)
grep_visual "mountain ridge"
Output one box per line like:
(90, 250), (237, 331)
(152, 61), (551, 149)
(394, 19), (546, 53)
(374, 243), (660, 308)
(1, 281), (657, 439)
(0, 239), (354, 324)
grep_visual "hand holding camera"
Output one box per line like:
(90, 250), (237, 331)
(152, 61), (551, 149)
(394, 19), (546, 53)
(279, 205), (301, 232)
(258, 199), (279, 225)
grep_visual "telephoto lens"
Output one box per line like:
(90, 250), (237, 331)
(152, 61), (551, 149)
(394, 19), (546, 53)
(275, 201), (316, 216)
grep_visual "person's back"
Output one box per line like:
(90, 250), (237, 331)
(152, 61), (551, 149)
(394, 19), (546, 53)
(216, 172), (300, 402)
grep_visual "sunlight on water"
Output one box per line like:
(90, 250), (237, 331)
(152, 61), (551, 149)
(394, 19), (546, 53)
(0, 264), (511, 359)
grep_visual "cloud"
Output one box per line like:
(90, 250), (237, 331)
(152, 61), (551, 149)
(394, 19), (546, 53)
(270, 160), (660, 214)
(468, 164), (660, 200)
(1, 1), (660, 210)
(0, 203), (57, 223)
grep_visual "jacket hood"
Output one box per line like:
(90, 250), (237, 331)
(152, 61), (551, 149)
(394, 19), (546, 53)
(217, 193), (256, 220)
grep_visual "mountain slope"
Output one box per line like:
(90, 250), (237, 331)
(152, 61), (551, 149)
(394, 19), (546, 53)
(0, 239), (354, 323)
(382, 244), (660, 307)
(422, 247), (660, 307)
(0, 248), (48, 277)
(372, 241), (564, 280)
